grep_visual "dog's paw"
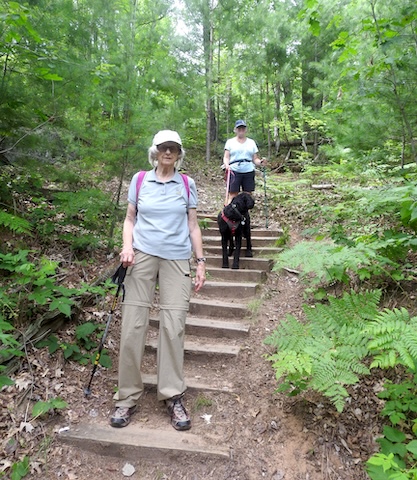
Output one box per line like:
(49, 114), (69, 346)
(245, 250), (254, 258)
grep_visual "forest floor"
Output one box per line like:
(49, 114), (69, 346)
(0, 166), (384, 479)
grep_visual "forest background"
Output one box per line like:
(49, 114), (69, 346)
(2, 0), (417, 479)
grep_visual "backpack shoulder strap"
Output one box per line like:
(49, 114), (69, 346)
(136, 170), (147, 204)
(179, 173), (190, 199)
(136, 170), (190, 203)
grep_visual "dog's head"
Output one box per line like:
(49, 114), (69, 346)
(222, 193), (255, 220)
(234, 192), (255, 212)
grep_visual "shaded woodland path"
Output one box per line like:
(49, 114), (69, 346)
(3, 170), (375, 479)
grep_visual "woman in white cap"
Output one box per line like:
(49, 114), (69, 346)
(110, 130), (206, 431)
(223, 119), (266, 204)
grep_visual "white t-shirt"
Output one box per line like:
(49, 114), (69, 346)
(224, 137), (258, 173)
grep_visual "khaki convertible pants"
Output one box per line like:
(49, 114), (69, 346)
(113, 251), (192, 407)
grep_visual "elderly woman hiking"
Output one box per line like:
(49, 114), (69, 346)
(110, 130), (206, 431)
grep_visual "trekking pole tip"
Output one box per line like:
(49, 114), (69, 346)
(84, 386), (92, 397)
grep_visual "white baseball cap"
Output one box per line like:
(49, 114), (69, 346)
(152, 130), (182, 147)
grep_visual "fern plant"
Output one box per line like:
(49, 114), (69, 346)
(265, 290), (381, 412)
(273, 239), (405, 293)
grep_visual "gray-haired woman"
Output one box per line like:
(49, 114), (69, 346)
(110, 130), (206, 430)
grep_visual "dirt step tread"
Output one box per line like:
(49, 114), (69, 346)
(59, 423), (230, 460)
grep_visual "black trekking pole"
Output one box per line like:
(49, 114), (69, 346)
(262, 166), (269, 229)
(84, 264), (127, 397)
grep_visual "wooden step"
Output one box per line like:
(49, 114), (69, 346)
(203, 235), (281, 247)
(140, 373), (234, 393)
(204, 245), (283, 257)
(204, 255), (274, 271)
(201, 280), (259, 298)
(189, 297), (249, 318)
(203, 227), (283, 238)
(59, 423), (230, 461)
(149, 315), (250, 338)
(146, 337), (240, 357)
(205, 266), (267, 283)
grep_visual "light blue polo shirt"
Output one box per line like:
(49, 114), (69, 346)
(224, 137), (258, 173)
(127, 169), (198, 260)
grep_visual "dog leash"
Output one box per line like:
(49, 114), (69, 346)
(225, 168), (231, 205)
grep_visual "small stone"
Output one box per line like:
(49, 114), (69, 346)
(122, 463), (135, 477)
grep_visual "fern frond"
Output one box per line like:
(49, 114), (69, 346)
(264, 314), (310, 351)
(0, 211), (32, 235)
(269, 351), (312, 379)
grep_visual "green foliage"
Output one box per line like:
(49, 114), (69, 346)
(273, 239), (403, 292)
(0, 211), (32, 236)
(198, 218), (211, 230)
(0, 319), (23, 388)
(36, 322), (112, 368)
(365, 309), (417, 372)
(265, 290), (380, 412)
(10, 456), (30, 480)
(367, 376), (417, 479)
(194, 394), (213, 411)
(0, 250), (76, 318)
(266, 286), (417, 418)
(32, 397), (68, 419)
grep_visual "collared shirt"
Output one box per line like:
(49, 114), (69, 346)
(224, 137), (258, 173)
(127, 168), (198, 260)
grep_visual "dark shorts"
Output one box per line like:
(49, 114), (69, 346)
(229, 170), (255, 193)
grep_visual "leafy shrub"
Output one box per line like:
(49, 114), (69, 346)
(36, 322), (112, 368)
(367, 377), (417, 479)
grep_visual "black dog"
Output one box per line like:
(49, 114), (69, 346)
(217, 192), (255, 269)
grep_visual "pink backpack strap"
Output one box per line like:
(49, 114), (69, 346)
(179, 173), (190, 198)
(136, 170), (147, 204)
(136, 170), (190, 204)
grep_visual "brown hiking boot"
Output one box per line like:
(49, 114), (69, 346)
(109, 405), (136, 428)
(165, 395), (191, 431)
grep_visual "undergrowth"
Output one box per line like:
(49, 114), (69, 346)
(265, 163), (417, 479)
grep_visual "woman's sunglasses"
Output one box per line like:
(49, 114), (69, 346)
(157, 143), (181, 154)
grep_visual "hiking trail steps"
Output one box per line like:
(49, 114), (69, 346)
(58, 212), (282, 464)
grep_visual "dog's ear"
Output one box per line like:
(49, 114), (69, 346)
(245, 193), (255, 209)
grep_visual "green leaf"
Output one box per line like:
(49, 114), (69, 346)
(99, 352), (112, 368)
(309, 18), (320, 36)
(11, 456), (30, 480)
(406, 440), (417, 457)
(76, 322), (98, 341)
(0, 375), (15, 388)
(32, 401), (53, 418)
(50, 298), (72, 317)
